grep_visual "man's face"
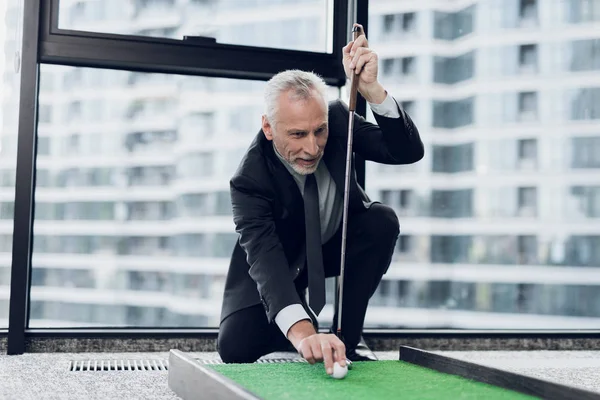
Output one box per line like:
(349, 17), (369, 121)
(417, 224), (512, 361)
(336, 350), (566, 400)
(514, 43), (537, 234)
(262, 89), (328, 175)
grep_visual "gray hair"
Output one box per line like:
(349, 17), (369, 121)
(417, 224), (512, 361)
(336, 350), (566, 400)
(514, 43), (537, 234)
(264, 70), (329, 128)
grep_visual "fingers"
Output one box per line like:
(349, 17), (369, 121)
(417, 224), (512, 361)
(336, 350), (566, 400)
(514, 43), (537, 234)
(299, 334), (346, 375)
(349, 47), (375, 74)
(333, 339), (347, 367)
(351, 34), (368, 54)
(343, 40), (353, 57)
(299, 341), (316, 364)
(311, 342), (323, 366)
(321, 341), (334, 375)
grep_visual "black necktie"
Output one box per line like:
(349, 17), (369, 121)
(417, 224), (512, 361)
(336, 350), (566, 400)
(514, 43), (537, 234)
(304, 173), (325, 315)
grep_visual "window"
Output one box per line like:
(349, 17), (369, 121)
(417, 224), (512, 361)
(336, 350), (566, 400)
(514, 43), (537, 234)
(364, 0), (600, 330)
(380, 12), (417, 39)
(380, 189), (416, 217)
(401, 101), (415, 116)
(518, 91), (538, 121)
(432, 97), (475, 128)
(38, 104), (53, 124)
(57, 0), (332, 53)
(433, 5), (475, 40)
(517, 138), (537, 169)
(569, 39), (600, 72)
(397, 235), (412, 254)
(566, 0), (600, 23)
(571, 137), (600, 168)
(0, 1), (21, 328)
(519, 0), (538, 26)
(518, 235), (538, 265)
(433, 51), (475, 84)
(517, 187), (537, 217)
(381, 56), (417, 82)
(569, 186), (600, 218)
(432, 144), (474, 173)
(431, 189), (474, 218)
(518, 44), (537, 73)
(570, 88), (600, 120)
(30, 66), (313, 328)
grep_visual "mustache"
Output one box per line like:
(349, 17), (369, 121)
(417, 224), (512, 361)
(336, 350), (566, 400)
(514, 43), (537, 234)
(295, 156), (321, 163)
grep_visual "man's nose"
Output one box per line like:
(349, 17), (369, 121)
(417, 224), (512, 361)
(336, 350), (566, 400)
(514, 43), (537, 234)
(303, 134), (319, 155)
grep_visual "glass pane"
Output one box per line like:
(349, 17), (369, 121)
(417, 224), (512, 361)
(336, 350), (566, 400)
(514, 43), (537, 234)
(0, 0), (24, 327)
(30, 65), (340, 328)
(365, 0), (600, 329)
(57, 0), (332, 53)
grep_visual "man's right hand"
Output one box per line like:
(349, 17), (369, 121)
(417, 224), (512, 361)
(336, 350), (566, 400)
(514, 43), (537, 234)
(287, 319), (346, 375)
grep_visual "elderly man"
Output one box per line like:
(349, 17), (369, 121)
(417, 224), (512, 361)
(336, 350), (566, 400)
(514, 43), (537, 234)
(218, 24), (424, 376)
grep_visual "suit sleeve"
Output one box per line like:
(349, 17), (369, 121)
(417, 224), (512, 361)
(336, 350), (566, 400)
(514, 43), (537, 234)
(335, 97), (424, 164)
(230, 173), (303, 323)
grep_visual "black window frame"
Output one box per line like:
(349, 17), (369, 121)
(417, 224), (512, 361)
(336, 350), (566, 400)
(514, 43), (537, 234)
(39, 0), (350, 84)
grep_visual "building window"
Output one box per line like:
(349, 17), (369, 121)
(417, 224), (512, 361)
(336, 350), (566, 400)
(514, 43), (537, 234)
(432, 97), (475, 128)
(566, 0), (600, 23)
(431, 189), (474, 218)
(432, 143), (474, 173)
(402, 57), (416, 76)
(570, 87), (600, 120)
(520, 0), (538, 26)
(434, 51), (475, 84)
(519, 44), (538, 73)
(518, 91), (538, 121)
(518, 235), (538, 264)
(517, 138), (537, 169)
(517, 187), (537, 217)
(401, 100), (415, 116)
(381, 12), (417, 37)
(433, 5), (475, 40)
(570, 186), (600, 218)
(571, 137), (600, 168)
(569, 39), (600, 72)
(397, 235), (412, 253)
(380, 189), (415, 216)
(381, 57), (417, 83)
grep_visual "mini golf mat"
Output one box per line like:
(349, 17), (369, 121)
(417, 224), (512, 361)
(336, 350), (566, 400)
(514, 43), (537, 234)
(208, 360), (538, 400)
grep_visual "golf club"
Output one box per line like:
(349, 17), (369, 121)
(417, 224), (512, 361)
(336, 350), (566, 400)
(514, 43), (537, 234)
(336, 24), (363, 368)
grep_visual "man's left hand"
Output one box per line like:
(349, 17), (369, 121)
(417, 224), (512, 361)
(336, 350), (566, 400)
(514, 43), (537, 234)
(342, 23), (387, 105)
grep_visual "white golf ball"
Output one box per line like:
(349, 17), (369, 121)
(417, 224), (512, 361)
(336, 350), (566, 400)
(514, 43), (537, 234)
(331, 361), (348, 379)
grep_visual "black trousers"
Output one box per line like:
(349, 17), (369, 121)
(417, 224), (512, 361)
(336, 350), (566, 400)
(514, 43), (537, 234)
(217, 203), (399, 363)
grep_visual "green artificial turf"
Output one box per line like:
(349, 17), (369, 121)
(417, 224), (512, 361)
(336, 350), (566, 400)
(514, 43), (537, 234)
(209, 360), (538, 400)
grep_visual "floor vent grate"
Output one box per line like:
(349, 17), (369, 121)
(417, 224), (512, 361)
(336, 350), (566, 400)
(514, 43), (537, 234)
(70, 357), (305, 371)
(196, 358), (306, 365)
(70, 359), (168, 372)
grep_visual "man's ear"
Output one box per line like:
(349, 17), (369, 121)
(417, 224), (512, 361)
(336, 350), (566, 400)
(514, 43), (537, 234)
(262, 115), (274, 141)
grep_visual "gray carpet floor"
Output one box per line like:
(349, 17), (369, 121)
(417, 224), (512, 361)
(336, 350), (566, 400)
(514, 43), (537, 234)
(1, 350), (598, 399)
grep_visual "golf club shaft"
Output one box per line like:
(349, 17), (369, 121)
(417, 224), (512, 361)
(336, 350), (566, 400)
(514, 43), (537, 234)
(337, 24), (363, 340)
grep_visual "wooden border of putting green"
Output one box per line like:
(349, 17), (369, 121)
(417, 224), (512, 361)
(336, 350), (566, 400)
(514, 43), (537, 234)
(168, 349), (263, 400)
(399, 346), (600, 400)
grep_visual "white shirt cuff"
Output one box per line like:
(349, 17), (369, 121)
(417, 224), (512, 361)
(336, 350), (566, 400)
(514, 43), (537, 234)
(368, 93), (400, 118)
(274, 304), (312, 338)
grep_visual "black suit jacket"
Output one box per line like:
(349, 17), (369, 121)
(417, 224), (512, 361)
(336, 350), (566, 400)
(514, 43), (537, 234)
(220, 98), (424, 324)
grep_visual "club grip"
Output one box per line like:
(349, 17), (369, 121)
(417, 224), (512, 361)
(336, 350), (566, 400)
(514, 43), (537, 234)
(348, 25), (363, 112)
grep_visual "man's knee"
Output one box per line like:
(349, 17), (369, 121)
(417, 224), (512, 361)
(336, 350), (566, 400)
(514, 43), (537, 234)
(218, 328), (259, 364)
(218, 316), (262, 364)
(368, 204), (400, 241)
